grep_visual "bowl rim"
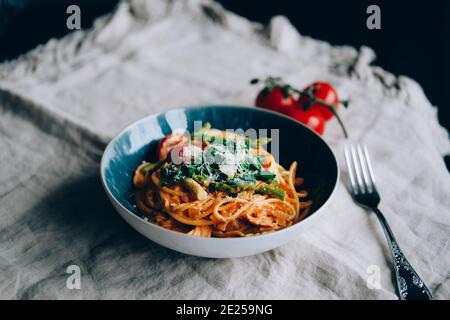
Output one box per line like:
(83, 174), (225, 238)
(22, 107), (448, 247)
(100, 105), (340, 242)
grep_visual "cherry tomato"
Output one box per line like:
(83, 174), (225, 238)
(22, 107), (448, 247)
(169, 144), (203, 165)
(289, 107), (326, 135)
(299, 82), (338, 121)
(255, 86), (296, 115)
(261, 153), (272, 169)
(157, 132), (188, 160)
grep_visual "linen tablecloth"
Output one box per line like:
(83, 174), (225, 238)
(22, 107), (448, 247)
(1, 0), (449, 299)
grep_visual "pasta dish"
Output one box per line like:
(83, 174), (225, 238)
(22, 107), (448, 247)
(133, 124), (312, 237)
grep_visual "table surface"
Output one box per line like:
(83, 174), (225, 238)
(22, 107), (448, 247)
(0, 0), (449, 299)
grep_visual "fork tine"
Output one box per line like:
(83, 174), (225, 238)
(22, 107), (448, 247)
(350, 145), (366, 193)
(363, 145), (377, 189)
(344, 146), (358, 193)
(357, 144), (373, 192)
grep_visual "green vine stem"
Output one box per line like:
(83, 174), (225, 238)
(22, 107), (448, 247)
(294, 89), (349, 139)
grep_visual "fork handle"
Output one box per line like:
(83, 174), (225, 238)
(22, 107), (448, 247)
(372, 208), (432, 300)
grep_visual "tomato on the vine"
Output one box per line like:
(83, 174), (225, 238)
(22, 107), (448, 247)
(288, 107), (326, 135)
(251, 77), (348, 138)
(298, 82), (339, 121)
(157, 132), (188, 160)
(255, 86), (296, 115)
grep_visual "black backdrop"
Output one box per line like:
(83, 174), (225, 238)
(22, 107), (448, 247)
(217, 0), (449, 132)
(0, 0), (449, 132)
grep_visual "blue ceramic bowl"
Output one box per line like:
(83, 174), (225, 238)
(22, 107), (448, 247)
(100, 105), (339, 258)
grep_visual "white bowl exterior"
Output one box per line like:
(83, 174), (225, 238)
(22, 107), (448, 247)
(105, 190), (329, 258)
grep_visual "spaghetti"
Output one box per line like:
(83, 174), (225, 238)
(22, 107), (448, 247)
(133, 125), (312, 237)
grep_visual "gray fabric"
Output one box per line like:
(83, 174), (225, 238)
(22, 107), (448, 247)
(1, 0), (449, 299)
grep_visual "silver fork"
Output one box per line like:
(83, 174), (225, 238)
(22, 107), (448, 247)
(344, 144), (432, 300)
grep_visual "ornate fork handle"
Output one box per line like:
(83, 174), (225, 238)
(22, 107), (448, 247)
(373, 208), (432, 300)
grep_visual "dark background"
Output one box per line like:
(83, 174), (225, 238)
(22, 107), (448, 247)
(0, 0), (449, 132)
